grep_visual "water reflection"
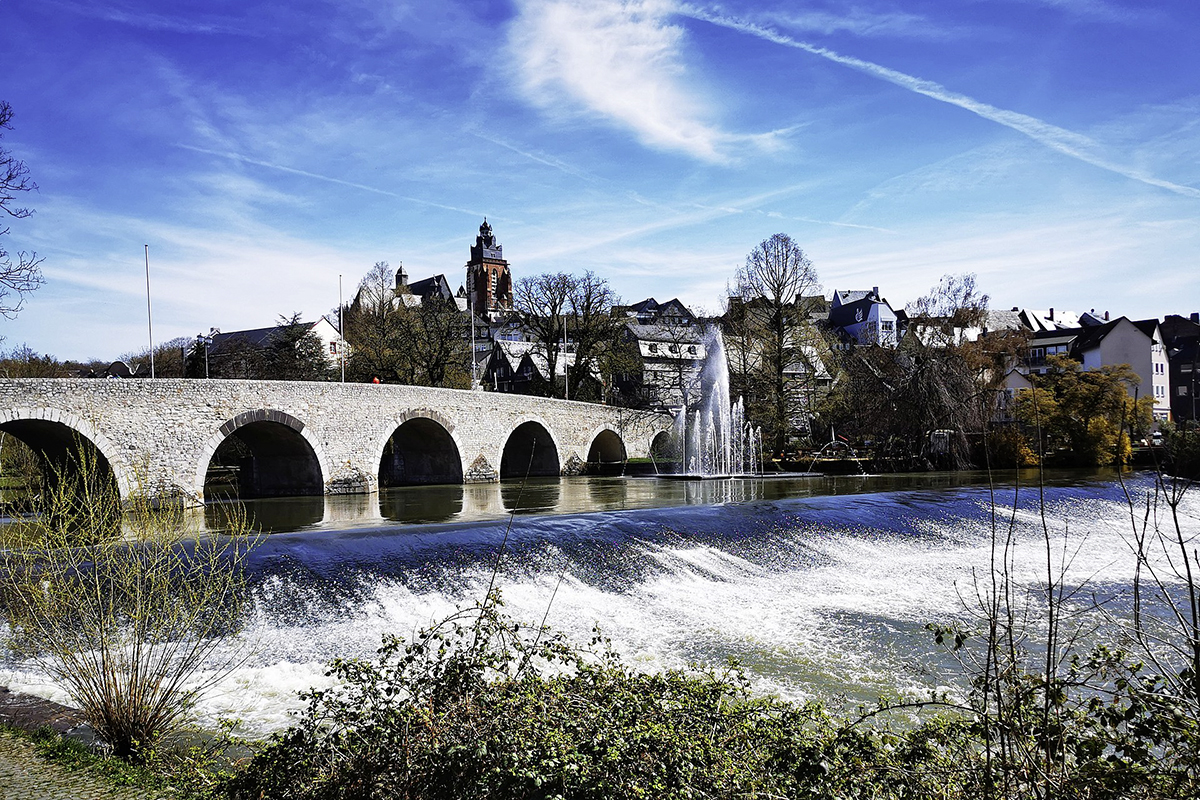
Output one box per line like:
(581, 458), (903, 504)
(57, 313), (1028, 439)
(380, 484), (463, 524)
(209, 469), (1124, 535)
(500, 477), (561, 514)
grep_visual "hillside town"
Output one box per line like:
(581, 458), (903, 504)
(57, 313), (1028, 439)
(12, 219), (1193, 472)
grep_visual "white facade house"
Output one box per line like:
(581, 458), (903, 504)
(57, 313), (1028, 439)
(1025, 317), (1171, 420)
(828, 288), (899, 347)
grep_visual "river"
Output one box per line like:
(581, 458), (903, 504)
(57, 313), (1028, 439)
(2, 469), (1194, 736)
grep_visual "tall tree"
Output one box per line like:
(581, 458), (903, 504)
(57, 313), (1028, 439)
(409, 296), (470, 388)
(262, 314), (333, 382)
(344, 262), (408, 383)
(565, 271), (621, 401)
(730, 233), (822, 454)
(1014, 355), (1152, 466)
(0, 101), (44, 317)
(512, 272), (574, 397)
(512, 271), (621, 400)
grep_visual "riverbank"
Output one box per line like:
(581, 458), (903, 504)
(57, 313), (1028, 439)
(0, 687), (170, 799)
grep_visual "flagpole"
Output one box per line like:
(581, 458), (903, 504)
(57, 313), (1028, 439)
(339, 274), (345, 383)
(144, 244), (155, 379)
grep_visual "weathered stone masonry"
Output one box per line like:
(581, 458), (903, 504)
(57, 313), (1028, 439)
(0, 379), (670, 504)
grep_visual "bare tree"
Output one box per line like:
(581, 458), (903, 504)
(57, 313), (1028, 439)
(822, 273), (1003, 470)
(512, 273), (574, 397)
(565, 271), (621, 401)
(731, 233), (823, 454)
(0, 101), (44, 317)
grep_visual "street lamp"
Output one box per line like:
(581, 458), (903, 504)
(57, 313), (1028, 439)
(195, 332), (213, 379)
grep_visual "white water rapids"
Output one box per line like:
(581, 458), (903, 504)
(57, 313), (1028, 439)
(2, 472), (1195, 737)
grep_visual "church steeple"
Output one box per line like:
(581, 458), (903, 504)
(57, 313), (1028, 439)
(466, 219), (512, 316)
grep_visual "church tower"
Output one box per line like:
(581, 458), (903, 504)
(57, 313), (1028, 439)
(465, 219), (512, 316)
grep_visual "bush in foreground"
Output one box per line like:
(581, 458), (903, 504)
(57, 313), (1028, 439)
(218, 584), (1200, 800)
(221, 595), (968, 800)
(0, 450), (255, 763)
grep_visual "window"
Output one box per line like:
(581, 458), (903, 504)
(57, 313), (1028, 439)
(329, 341), (339, 355)
(1180, 386), (1189, 397)
(688, 346), (697, 355)
(881, 320), (894, 331)
(648, 343), (658, 354)
(668, 344), (679, 354)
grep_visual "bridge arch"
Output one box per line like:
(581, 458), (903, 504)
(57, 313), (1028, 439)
(373, 410), (465, 487)
(499, 416), (561, 479)
(649, 429), (674, 461)
(196, 409), (330, 499)
(585, 425), (627, 475)
(0, 407), (130, 498)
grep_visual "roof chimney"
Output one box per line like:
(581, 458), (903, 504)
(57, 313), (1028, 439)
(1105, 311), (1110, 321)
(871, 286), (879, 299)
(1049, 307), (1054, 321)
(1191, 312), (1199, 324)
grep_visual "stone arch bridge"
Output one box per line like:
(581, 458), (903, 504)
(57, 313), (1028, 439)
(0, 379), (671, 505)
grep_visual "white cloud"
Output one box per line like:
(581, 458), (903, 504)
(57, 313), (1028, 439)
(506, 0), (775, 162)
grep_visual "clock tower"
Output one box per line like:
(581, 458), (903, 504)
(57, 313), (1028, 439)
(465, 219), (513, 316)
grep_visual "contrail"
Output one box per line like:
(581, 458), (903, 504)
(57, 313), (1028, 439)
(179, 144), (485, 215)
(681, 7), (1200, 199)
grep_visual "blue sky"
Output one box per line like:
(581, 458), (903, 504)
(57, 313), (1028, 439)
(2, 0), (1197, 360)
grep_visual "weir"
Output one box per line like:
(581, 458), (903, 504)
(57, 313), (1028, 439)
(0, 379), (670, 505)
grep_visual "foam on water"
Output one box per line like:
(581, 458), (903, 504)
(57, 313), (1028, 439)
(3, 474), (1195, 736)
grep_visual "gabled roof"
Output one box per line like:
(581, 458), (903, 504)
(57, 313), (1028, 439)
(1131, 318), (1161, 342)
(833, 289), (874, 306)
(984, 309), (1023, 332)
(624, 322), (704, 345)
(1031, 316), (1156, 356)
(1016, 308), (1082, 332)
(1161, 314), (1200, 345)
(828, 295), (894, 328)
(406, 274), (454, 301)
(210, 321), (321, 351)
(621, 297), (695, 321)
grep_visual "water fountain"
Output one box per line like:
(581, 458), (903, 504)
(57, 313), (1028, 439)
(805, 436), (869, 476)
(660, 327), (766, 479)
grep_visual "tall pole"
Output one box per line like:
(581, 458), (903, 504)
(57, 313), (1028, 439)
(563, 313), (568, 401)
(144, 244), (155, 379)
(471, 295), (478, 388)
(338, 274), (345, 383)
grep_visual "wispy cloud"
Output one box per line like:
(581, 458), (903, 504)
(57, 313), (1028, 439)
(681, 6), (1200, 198)
(1000, 0), (1146, 24)
(759, 7), (955, 40)
(519, 181), (814, 261)
(506, 0), (782, 163)
(179, 145), (484, 217)
(471, 132), (600, 183)
(765, 210), (899, 234)
(45, 0), (258, 36)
